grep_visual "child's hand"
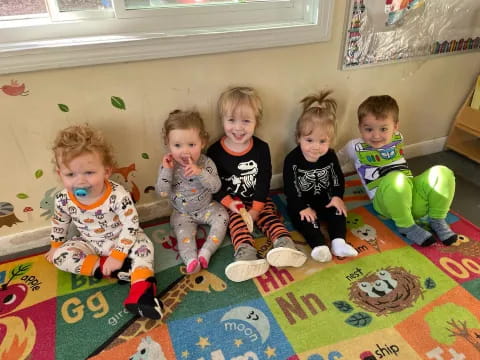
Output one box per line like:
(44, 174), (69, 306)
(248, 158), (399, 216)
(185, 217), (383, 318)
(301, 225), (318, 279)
(248, 209), (259, 222)
(102, 256), (123, 276)
(183, 156), (202, 177)
(300, 207), (317, 223)
(326, 196), (347, 217)
(45, 247), (57, 263)
(162, 153), (175, 168)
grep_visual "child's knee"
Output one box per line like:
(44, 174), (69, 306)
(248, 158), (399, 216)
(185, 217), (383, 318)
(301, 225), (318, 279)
(217, 207), (229, 224)
(384, 170), (409, 182)
(52, 246), (77, 268)
(51, 248), (65, 267)
(430, 165), (454, 180)
(381, 171), (411, 193)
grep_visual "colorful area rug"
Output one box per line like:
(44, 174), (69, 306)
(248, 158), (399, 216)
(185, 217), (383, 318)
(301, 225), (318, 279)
(1, 174), (479, 360)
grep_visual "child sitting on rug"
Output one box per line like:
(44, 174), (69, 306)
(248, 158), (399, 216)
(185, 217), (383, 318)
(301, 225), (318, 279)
(283, 90), (358, 262)
(338, 95), (458, 247)
(45, 124), (163, 320)
(207, 86), (307, 282)
(156, 109), (228, 274)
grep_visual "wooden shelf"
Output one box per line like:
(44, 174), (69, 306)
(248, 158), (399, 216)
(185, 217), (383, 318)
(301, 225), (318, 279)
(446, 128), (480, 163)
(445, 85), (480, 164)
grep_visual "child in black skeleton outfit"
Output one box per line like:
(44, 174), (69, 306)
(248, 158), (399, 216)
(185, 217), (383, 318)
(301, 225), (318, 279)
(208, 86), (307, 282)
(283, 90), (358, 262)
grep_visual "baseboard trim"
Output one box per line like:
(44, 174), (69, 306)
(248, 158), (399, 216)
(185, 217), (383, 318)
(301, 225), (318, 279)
(0, 137), (446, 257)
(0, 199), (173, 258)
(404, 137), (446, 159)
(0, 226), (51, 258)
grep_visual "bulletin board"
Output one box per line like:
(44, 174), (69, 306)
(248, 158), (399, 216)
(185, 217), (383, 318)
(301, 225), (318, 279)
(342, 0), (480, 69)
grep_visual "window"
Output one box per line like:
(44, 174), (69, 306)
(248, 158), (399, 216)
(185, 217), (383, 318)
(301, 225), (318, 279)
(0, 0), (333, 74)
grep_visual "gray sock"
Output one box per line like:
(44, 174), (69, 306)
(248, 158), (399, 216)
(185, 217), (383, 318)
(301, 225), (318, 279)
(429, 218), (457, 245)
(273, 236), (296, 249)
(398, 224), (436, 246)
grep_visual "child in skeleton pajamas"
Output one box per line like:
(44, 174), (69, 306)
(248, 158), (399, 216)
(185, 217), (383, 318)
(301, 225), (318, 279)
(46, 124), (162, 320)
(156, 109), (228, 274)
(283, 90), (358, 262)
(207, 86), (307, 283)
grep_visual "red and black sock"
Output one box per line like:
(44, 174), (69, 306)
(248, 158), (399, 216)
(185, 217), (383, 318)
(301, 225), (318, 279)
(124, 277), (163, 320)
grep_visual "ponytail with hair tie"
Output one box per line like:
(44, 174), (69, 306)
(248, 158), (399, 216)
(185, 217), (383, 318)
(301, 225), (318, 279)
(295, 89), (338, 143)
(301, 90), (337, 115)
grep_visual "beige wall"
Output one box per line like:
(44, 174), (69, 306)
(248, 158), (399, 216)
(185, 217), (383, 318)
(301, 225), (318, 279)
(1, 2), (479, 240)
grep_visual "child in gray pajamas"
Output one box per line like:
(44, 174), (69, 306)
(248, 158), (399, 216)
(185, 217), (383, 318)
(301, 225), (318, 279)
(156, 109), (228, 274)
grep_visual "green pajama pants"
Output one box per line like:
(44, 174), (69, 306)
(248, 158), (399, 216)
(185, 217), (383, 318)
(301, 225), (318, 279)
(372, 165), (455, 228)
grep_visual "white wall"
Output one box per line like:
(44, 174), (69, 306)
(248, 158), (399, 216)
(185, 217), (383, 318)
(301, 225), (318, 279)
(0, 2), (479, 255)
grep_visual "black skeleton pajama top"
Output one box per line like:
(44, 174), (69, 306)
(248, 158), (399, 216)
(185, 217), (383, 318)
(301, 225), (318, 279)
(283, 146), (345, 215)
(207, 136), (272, 211)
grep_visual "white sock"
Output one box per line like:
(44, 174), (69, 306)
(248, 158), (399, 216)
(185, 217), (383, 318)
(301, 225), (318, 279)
(331, 238), (358, 257)
(311, 246), (332, 262)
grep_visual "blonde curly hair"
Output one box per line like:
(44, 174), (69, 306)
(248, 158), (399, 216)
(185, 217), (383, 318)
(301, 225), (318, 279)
(52, 124), (116, 168)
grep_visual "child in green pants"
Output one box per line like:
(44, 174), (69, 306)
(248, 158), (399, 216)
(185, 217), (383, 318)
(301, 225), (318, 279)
(338, 95), (457, 247)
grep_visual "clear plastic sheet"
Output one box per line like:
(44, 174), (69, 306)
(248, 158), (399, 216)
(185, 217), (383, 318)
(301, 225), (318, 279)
(342, 0), (480, 69)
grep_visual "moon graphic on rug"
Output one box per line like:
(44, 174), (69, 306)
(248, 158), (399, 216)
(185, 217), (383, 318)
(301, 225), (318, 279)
(220, 306), (270, 343)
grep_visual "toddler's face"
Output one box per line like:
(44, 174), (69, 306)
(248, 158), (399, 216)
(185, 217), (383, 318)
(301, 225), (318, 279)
(167, 128), (204, 167)
(359, 113), (398, 149)
(298, 126), (331, 162)
(222, 103), (256, 151)
(57, 151), (111, 203)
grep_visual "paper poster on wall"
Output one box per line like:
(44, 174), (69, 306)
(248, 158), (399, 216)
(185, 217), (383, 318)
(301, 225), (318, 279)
(342, 0), (480, 69)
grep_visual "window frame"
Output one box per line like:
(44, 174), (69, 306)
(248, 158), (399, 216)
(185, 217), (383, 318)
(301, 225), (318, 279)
(46, 0), (115, 21)
(0, 0), (333, 75)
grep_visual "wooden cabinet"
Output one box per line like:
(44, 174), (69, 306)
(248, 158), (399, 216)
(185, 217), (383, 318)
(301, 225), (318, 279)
(445, 86), (480, 163)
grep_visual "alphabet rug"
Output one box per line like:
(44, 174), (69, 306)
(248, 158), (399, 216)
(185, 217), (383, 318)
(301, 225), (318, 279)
(1, 174), (479, 360)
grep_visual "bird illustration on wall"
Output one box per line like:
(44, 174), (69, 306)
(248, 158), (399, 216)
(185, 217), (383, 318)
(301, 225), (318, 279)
(1, 80), (29, 96)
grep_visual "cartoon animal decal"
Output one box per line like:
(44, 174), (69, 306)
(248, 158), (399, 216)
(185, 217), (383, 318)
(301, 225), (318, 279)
(39, 187), (59, 219)
(0, 202), (23, 228)
(438, 235), (480, 257)
(347, 212), (380, 251)
(1, 80), (29, 96)
(224, 160), (258, 197)
(111, 163), (140, 203)
(104, 266), (227, 350)
(348, 267), (423, 316)
(129, 336), (166, 360)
